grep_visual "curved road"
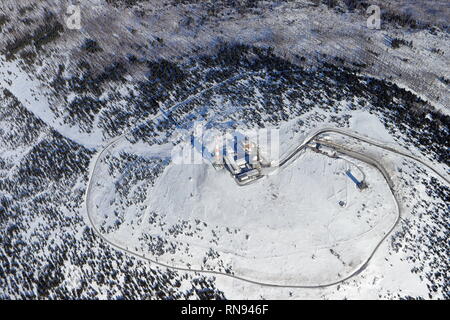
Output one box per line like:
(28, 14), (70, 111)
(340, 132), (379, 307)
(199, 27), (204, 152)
(84, 67), (449, 288)
(85, 122), (449, 288)
(279, 127), (450, 186)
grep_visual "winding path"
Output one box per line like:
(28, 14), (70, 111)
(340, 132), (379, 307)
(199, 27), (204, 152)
(85, 122), (449, 288)
(84, 68), (449, 288)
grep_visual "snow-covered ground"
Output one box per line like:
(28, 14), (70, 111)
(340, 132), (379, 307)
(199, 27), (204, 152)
(84, 81), (448, 296)
(1, 0), (448, 300)
(88, 108), (403, 287)
(0, 57), (103, 149)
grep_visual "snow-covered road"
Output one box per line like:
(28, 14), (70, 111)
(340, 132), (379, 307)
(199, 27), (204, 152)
(85, 118), (449, 287)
